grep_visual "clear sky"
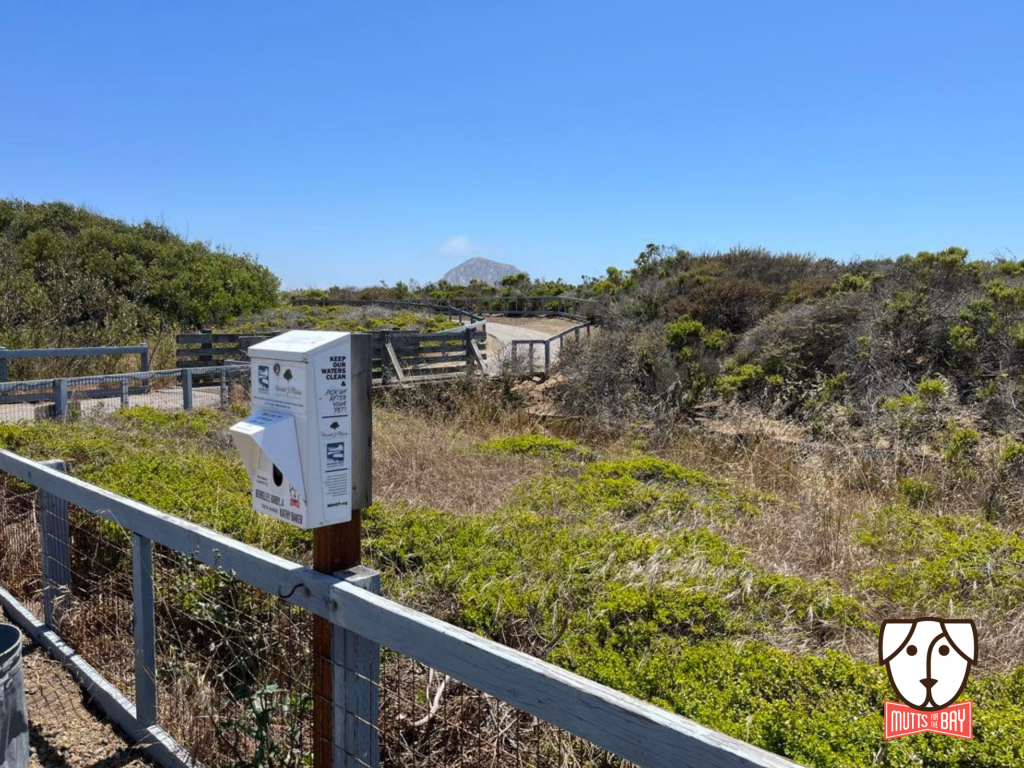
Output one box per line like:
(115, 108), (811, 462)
(2, 2), (1022, 288)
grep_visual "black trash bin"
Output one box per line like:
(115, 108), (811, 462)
(0, 624), (29, 768)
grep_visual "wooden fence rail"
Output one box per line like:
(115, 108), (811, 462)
(0, 344), (149, 382)
(0, 449), (801, 768)
(177, 327), (488, 384)
(0, 365), (247, 414)
(510, 321), (592, 377)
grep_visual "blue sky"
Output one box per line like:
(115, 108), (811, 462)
(2, 2), (1022, 288)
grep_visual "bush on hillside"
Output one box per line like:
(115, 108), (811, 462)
(0, 200), (279, 366)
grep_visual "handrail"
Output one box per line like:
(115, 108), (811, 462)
(509, 320), (591, 377)
(0, 449), (801, 768)
(0, 344), (150, 382)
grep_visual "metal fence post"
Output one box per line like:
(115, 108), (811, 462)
(182, 368), (193, 411)
(120, 379), (130, 408)
(333, 566), (381, 768)
(52, 378), (68, 420)
(132, 533), (158, 727)
(36, 459), (70, 628)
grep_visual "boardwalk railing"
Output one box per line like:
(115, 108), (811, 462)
(0, 450), (800, 768)
(510, 321), (592, 377)
(178, 327), (488, 384)
(0, 344), (150, 382)
(0, 365), (248, 421)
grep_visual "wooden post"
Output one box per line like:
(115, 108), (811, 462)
(120, 379), (130, 408)
(140, 344), (150, 373)
(314, 517), (362, 768)
(132, 533), (158, 727)
(0, 348), (7, 382)
(37, 459), (70, 628)
(464, 328), (473, 375)
(181, 368), (193, 411)
(544, 341), (551, 376)
(199, 329), (213, 367)
(52, 379), (68, 420)
(219, 367), (228, 406)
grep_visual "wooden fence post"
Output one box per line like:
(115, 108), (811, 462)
(36, 459), (70, 628)
(199, 329), (213, 367)
(140, 344), (150, 373)
(314, 518), (363, 768)
(52, 379), (68, 420)
(120, 379), (130, 408)
(333, 566), (381, 768)
(219, 368), (228, 406)
(132, 533), (158, 727)
(380, 332), (391, 386)
(544, 341), (551, 376)
(182, 369), (193, 411)
(464, 328), (473, 375)
(0, 348), (7, 382)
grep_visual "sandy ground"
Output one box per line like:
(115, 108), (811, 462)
(481, 315), (582, 336)
(15, 635), (150, 768)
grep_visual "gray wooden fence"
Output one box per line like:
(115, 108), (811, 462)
(510, 321), (592, 377)
(0, 450), (801, 768)
(177, 327), (488, 384)
(0, 365), (247, 419)
(0, 344), (149, 382)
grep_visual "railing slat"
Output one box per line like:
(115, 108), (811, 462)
(132, 533), (158, 727)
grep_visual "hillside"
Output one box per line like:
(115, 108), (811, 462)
(442, 256), (522, 286)
(0, 200), (279, 359)
(563, 245), (1024, 443)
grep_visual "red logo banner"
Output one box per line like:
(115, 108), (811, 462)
(884, 701), (973, 740)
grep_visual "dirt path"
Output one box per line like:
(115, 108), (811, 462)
(16, 635), (149, 768)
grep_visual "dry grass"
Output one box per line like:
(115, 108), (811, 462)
(372, 381), (549, 514)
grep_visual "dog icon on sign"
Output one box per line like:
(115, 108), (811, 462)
(879, 618), (977, 710)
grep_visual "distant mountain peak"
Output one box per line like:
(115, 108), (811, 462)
(442, 257), (522, 286)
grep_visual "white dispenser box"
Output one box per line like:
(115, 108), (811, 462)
(229, 331), (371, 529)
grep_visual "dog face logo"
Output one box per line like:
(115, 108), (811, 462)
(879, 618), (977, 711)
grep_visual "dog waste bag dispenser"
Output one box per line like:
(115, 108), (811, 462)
(230, 331), (371, 529)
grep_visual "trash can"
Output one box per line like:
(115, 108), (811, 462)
(0, 624), (29, 768)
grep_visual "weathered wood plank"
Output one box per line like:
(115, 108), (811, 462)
(329, 583), (803, 768)
(0, 450), (341, 621)
(0, 345), (148, 359)
(133, 533), (158, 727)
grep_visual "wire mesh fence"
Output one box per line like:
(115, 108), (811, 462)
(52, 509), (137, 698)
(375, 654), (631, 768)
(0, 365), (251, 425)
(0, 472), (43, 616)
(2, 466), (646, 768)
(152, 543), (313, 767)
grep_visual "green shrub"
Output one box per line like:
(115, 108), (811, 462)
(480, 434), (594, 461)
(857, 505), (1024, 614)
(896, 477), (937, 508)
